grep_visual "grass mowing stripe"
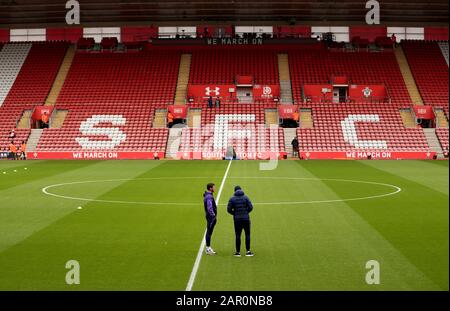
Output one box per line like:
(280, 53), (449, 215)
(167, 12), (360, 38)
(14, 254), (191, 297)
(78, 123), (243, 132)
(0, 161), (164, 257)
(186, 159), (232, 291)
(0, 160), (100, 192)
(361, 160), (449, 195)
(299, 160), (448, 289)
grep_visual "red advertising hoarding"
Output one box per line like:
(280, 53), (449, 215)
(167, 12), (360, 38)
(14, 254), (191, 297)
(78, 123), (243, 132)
(303, 84), (333, 102)
(300, 151), (436, 160)
(348, 85), (387, 101)
(278, 105), (298, 119)
(413, 105), (435, 120)
(32, 106), (54, 121)
(177, 151), (286, 160)
(27, 151), (164, 160)
(252, 85), (280, 99)
(187, 85), (236, 100)
(168, 105), (188, 119)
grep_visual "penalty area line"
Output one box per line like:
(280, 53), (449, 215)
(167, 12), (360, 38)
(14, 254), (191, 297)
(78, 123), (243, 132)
(185, 159), (232, 291)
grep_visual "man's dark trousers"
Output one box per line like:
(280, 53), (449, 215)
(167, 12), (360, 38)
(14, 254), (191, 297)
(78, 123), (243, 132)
(234, 219), (250, 252)
(205, 216), (217, 247)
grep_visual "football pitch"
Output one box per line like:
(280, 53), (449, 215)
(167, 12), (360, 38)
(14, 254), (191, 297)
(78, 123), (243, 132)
(0, 159), (447, 291)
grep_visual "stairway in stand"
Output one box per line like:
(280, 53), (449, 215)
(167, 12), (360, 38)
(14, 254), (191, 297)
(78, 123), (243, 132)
(423, 128), (444, 158)
(278, 54), (293, 104)
(26, 129), (44, 153)
(434, 108), (449, 128)
(165, 128), (183, 159)
(399, 108), (417, 128)
(153, 109), (168, 128)
(45, 45), (76, 106)
(284, 128), (297, 158)
(174, 54), (192, 105)
(394, 46), (423, 105)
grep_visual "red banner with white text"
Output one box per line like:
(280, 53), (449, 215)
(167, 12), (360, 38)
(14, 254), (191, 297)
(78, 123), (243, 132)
(32, 106), (54, 121)
(278, 105), (298, 119)
(177, 151), (286, 160)
(300, 151), (436, 160)
(413, 106), (435, 120)
(168, 105), (188, 119)
(27, 151), (164, 160)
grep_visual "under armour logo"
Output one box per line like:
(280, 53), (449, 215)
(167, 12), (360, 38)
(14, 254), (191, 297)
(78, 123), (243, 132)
(205, 87), (220, 96)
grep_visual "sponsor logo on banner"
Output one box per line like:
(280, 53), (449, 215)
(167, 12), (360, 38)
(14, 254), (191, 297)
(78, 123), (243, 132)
(362, 87), (373, 98)
(205, 86), (220, 96)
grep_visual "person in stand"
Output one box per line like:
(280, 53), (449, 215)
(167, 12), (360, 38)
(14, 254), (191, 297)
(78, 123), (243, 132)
(20, 140), (27, 160)
(227, 185), (254, 257)
(41, 112), (49, 129)
(291, 136), (299, 157)
(15, 145), (22, 161)
(167, 111), (174, 128)
(207, 96), (213, 108)
(292, 110), (299, 127)
(8, 129), (15, 140)
(9, 141), (17, 160)
(215, 96), (221, 108)
(391, 33), (397, 48)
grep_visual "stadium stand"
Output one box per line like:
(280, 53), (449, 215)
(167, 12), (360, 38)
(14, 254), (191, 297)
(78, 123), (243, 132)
(401, 40), (449, 105)
(0, 42), (68, 152)
(296, 103), (430, 152)
(438, 41), (449, 66)
(35, 50), (180, 154)
(189, 48), (279, 85)
(0, 43), (32, 106)
(436, 128), (449, 154)
(289, 49), (411, 104)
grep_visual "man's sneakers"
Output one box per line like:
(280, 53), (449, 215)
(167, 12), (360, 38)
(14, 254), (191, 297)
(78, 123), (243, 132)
(205, 247), (216, 255)
(234, 251), (254, 257)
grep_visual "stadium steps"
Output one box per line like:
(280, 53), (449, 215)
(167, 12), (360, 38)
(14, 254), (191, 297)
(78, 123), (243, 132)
(26, 129), (44, 152)
(394, 46), (424, 105)
(423, 128), (444, 158)
(438, 42), (449, 66)
(283, 128), (297, 158)
(278, 54), (293, 104)
(265, 109), (279, 127)
(0, 43), (32, 107)
(300, 108), (313, 128)
(45, 45), (76, 106)
(165, 128), (183, 159)
(153, 109), (167, 128)
(17, 110), (32, 129)
(174, 54), (192, 105)
(50, 110), (68, 129)
(187, 108), (202, 128)
(434, 108), (449, 128)
(399, 108), (417, 128)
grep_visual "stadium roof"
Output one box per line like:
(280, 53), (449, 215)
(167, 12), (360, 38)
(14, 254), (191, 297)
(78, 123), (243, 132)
(0, 0), (448, 27)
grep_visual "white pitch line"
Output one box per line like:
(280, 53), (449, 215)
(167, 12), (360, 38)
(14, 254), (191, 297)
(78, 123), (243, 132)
(41, 177), (401, 206)
(185, 159), (233, 292)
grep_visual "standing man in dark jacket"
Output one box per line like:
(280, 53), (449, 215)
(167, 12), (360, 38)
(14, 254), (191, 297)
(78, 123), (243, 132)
(203, 183), (217, 255)
(227, 186), (254, 257)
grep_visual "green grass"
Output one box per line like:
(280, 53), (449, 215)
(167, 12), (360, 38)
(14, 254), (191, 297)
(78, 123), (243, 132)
(0, 160), (447, 290)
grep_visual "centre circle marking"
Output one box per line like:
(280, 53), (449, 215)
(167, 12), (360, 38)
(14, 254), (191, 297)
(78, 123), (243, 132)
(41, 177), (402, 206)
